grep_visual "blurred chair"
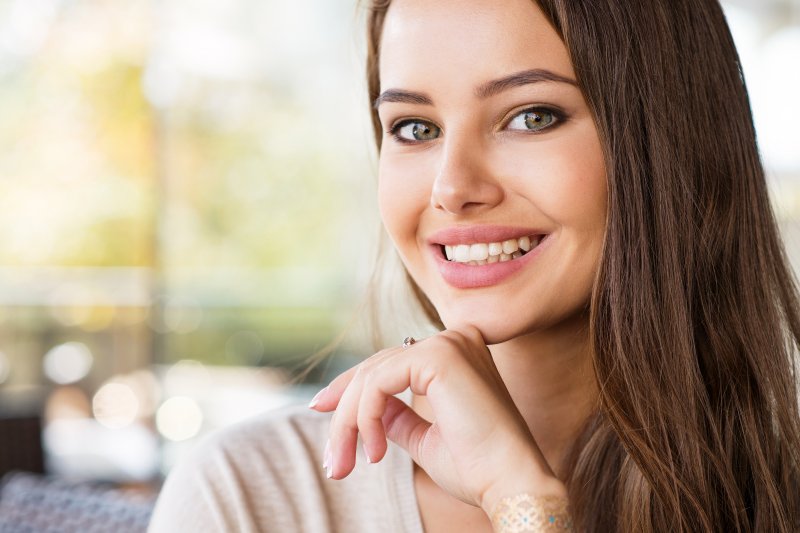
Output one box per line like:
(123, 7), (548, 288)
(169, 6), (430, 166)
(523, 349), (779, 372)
(0, 471), (156, 533)
(0, 417), (43, 479)
(0, 389), (45, 478)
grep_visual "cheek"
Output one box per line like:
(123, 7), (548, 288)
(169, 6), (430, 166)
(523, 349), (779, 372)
(563, 130), (607, 218)
(499, 129), (606, 231)
(377, 155), (431, 246)
(536, 129), (607, 298)
(558, 123), (607, 223)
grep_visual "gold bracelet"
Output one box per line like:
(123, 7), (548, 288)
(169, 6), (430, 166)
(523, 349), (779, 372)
(490, 493), (573, 532)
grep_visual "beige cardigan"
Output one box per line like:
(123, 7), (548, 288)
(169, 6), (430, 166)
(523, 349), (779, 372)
(148, 391), (424, 533)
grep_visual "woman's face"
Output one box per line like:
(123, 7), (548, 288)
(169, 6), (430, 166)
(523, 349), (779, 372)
(376, 0), (607, 344)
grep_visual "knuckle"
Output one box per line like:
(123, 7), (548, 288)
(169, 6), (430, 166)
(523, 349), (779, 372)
(462, 327), (482, 344)
(333, 414), (357, 434)
(356, 408), (373, 430)
(353, 363), (367, 381)
(360, 370), (375, 389)
(436, 334), (463, 353)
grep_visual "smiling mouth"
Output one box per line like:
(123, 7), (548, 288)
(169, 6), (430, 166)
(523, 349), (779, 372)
(440, 234), (548, 265)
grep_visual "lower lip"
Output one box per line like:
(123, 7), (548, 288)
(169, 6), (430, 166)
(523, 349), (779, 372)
(432, 234), (552, 289)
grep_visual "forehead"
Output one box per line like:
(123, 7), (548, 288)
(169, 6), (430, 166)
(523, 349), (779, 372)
(378, 0), (575, 91)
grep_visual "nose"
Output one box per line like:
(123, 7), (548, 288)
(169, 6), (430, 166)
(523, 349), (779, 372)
(430, 135), (504, 214)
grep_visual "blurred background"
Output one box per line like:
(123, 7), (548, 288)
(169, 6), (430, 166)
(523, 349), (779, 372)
(0, 0), (797, 525)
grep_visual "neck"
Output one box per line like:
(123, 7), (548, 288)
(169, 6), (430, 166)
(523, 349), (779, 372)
(412, 310), (598, 479)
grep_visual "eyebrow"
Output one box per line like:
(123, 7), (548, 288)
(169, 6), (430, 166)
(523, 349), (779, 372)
(373, 68), (578, 109)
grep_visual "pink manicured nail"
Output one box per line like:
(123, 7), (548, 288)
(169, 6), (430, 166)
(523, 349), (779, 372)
(325, 439), (336, 478)
(323, 439), (330, 470)
(363, 444), (372, 464)
(326, 448), (334, 479)
(308, 387), (327, 408)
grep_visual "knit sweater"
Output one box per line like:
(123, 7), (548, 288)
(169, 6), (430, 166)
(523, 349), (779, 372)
(147, 390), (425, 533)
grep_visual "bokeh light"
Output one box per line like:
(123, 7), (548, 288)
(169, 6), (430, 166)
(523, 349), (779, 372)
(155, 396), (204, 441)
(43, 341), (93, 384)
(92, 381), (140, 429)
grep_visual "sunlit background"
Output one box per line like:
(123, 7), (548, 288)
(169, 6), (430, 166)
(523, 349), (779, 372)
(0, 0), (798, 524)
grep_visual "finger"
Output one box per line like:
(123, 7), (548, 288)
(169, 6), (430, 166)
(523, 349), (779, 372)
(310, 348), (394, 412)
(326, 349), (399, 478)
(446, 324), (486, 347)
(308, 366), (358, 412)
(327, 413), (359, 480)
(357, 344), (437, 465)
(326, 366), (366, 479)
(356, 370), (404, 465)
(381, 395), (431, 466)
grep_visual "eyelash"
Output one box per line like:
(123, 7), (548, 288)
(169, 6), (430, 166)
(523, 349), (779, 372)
(386, 106), (567, 145)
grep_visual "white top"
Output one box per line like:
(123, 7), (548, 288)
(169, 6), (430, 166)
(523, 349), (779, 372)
(148, 390), (425, 533)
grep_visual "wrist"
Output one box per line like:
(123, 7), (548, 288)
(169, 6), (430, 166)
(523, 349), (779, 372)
(488, 492), (573, 532)
(479, 466), (568, 518)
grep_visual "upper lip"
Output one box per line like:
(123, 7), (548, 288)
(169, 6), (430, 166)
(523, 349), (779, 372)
(426, 225), (549, 246)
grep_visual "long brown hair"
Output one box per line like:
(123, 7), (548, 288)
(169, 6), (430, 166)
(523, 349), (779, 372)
(362, 0), (800, 531)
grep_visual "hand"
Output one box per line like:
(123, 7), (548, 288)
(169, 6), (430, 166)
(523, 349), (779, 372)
(308, 325), (567, 514)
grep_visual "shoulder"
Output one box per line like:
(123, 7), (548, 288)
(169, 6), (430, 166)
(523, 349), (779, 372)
(148, 399), (422, 533)
(148, 403), (330, 532)
(195, 401), (332, 463)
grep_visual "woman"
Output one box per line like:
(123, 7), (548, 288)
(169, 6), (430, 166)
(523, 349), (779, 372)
(149, 0), (800, 531)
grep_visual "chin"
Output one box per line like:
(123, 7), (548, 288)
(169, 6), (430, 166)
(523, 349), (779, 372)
(434, 297), (591, 346)
(437, 307), (532, 345)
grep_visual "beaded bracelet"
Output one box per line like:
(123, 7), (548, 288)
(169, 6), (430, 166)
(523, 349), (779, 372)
(490, 493), (573, 532)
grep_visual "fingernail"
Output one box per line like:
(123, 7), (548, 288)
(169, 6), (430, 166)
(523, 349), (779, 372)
(363, 444), (372, 464)
(308, 387), (327, 409)
(325, 440), (335, 478)
(322, 439), (330, 470)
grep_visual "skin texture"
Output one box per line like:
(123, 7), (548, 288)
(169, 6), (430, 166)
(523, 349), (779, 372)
(310, 0), (606, 527)
(377, 0), (606, 343)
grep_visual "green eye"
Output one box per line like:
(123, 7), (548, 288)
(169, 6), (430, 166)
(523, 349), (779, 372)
(507, 108), (556, 132)
(392, 120), (441, 142)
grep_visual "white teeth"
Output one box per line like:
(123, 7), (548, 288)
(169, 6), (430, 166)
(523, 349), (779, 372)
(469, 243), (489, 261)
(443, 234), (544, 264)
(454, 244), (470, 262)
(502, 239), (519, 255)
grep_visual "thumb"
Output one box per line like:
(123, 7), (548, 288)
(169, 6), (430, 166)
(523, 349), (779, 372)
(381, 395), (431, 464)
